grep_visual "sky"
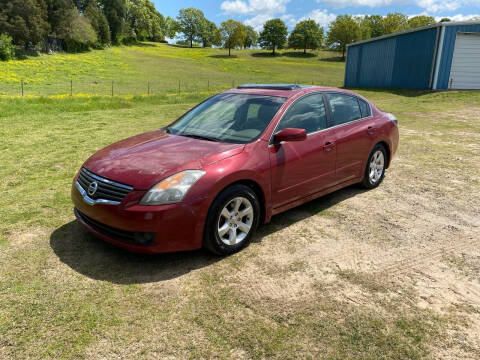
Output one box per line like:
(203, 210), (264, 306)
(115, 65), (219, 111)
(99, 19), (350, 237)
(153, 0), (480, 31)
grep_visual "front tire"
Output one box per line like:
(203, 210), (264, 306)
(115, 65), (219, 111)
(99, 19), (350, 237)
(203, 184), (260, 255)
(361, 144), (387, 189)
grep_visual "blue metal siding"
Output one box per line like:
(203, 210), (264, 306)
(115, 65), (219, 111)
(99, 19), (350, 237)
(436, 24), (480, 89)
(392, 29), (437, 88)
(344, 28), (437, 89)
(344, 46), (360, 87)
(357, 38), (396, 87)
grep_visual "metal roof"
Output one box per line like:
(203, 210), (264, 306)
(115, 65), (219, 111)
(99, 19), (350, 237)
(347, 20), (480, 47)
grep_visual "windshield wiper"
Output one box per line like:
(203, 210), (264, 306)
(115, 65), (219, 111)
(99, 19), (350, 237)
(180, 133), (223, 142)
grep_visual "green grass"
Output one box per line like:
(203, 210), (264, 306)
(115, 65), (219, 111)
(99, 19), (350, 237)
(0, 43), (344, 96)
(1, 44), (480, 358)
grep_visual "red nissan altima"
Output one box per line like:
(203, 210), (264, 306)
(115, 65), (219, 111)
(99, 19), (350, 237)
(72, 84), (399, 255)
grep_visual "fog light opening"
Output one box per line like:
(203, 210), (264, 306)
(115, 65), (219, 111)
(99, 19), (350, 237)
(134, 232), (155, 245)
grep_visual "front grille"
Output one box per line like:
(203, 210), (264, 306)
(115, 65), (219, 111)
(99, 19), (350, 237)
(75, 209), (154, 245)
(77, 167), (133, 203)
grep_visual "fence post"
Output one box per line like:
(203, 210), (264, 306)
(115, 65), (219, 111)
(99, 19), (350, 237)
(70, 80), (73, 96)
(111, 81), (114, 97)
(21, 79), (24, 96)
(147, 81), (150, 95)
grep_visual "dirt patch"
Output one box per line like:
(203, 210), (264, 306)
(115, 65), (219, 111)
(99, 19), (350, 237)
(2, 227), (50, 252)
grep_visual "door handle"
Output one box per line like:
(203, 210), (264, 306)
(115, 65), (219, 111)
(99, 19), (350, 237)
(367, 126), (376, 135)
(324, 141), (335, 152)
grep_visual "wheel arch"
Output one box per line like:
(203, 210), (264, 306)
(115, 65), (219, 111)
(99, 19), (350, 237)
(210, 178), (267, 224)
(214, 179), (267, 225)
(376, 140), (392, 168)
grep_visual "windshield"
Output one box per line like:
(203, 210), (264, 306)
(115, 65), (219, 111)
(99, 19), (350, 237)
(167, 93), (286, 143)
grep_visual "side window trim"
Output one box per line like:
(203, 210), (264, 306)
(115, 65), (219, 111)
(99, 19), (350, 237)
(269, 91), (331, 144)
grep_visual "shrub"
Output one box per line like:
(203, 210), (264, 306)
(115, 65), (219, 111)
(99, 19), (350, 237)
(0, 34), (15, 61)
(63, 10), (98, 53)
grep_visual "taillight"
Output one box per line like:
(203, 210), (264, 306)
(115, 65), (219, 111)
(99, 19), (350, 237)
(386, 113), (398, 127)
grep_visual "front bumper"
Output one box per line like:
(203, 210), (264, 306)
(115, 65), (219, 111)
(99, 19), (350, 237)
(71, 183), (209, 254)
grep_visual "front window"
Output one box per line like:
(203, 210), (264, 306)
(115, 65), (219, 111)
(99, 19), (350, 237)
(167, 93), (286, 144)
(276, 93), (327, 134)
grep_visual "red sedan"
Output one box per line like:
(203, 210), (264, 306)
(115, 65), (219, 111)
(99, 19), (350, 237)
(72, 84), (399, 255)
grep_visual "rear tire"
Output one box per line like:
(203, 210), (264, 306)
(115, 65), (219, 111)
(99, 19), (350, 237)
(203, 184), (260, 255)
(361, 144), (387, 189)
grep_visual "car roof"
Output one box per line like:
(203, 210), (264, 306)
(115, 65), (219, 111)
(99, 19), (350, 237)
(226, 84), (352, 98)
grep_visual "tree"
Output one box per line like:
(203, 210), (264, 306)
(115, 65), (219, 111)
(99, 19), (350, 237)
(177, 7), (206, 48)
(258, 18), (288, 55)
(439, 18), (451, 22)
(0, 33), (14, 60)
(366, 15), (386, 38)
(356, 16), (371, 40)
(382, 13), (408, 34)
(100, 0), (126, 44)
(288, 19), (323, 54)
(72, 0), (89, 11)
(201, 19), (221, 48)
(125, 0), (165, 42)
(243, 25), (257, 48)
(327, 15), (361, 60)
(46, 0), (75, 36)
(357, 15), (384, 40)
(67, 11), (98, 51)
(85, 2), (111, 45)
(0, 0), (50, 47)
(164, 16), (179, 39)
(408, 15), (435, 29)
(220, 19), (245, 56)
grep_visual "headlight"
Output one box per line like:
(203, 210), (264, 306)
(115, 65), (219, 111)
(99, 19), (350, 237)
(140, 170), (206, 205)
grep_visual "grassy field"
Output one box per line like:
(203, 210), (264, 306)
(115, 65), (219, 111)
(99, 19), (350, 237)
(0, 43), (344, 96)
(1, 45), (480, 359)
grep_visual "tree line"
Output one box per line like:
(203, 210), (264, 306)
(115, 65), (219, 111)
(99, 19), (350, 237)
(0, 1), (472, 61)
(170, 10), (461, 59)
(0, 0), (176, 58)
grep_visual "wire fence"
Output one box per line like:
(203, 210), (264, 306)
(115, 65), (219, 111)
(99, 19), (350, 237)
(0, 77), (323, 98)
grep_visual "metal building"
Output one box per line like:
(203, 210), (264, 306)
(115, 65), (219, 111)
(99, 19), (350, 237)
(344, 21), (480, 90)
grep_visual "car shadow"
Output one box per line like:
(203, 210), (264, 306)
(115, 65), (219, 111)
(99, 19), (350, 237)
(50, 223), (221, 285)
(50, 184), (366, 285)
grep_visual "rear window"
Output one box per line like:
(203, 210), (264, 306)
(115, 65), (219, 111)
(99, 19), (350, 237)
(326, 93), (362, 126)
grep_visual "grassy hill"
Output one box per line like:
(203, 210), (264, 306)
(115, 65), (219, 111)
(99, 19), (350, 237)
(0, 43), (345, 97)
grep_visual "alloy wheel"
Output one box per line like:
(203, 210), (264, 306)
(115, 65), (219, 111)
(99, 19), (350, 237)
(369, 150), (385, 184)
(217, 197), (254, 246)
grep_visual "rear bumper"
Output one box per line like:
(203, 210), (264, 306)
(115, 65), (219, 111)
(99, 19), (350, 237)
(71, 183), (209, 254)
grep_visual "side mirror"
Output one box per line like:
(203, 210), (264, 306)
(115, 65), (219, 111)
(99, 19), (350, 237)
(274, 128), (307, 143)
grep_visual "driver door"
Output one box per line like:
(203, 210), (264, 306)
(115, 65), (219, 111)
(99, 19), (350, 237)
(269, 93), (337, 208)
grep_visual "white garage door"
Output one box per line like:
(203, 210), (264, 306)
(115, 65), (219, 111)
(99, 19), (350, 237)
(449, 33), (480, 89)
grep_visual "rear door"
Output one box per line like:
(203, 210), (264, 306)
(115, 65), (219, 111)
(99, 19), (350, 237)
(269, 93), (337, 208)
(325, 93), (375, 182)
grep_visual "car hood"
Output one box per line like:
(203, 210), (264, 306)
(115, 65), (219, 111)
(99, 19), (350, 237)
(83, 129), (244, 190)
